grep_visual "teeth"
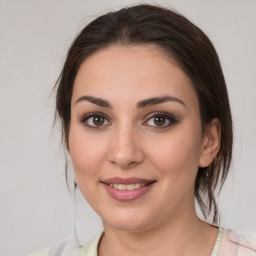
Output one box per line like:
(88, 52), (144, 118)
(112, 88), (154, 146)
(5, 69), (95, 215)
(127, 184), (136, 190)
(119, 184), (126, 190)
(135, 183), (141, 189)
(110, 183), (146, 191)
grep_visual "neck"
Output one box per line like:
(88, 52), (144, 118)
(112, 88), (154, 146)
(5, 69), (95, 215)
(98, 211), (218, 256)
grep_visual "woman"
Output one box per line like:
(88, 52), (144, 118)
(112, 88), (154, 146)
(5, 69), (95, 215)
(30, 4), (256, 256)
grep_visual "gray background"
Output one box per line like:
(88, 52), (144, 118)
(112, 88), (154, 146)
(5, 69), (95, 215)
(0, 0), (255, 255)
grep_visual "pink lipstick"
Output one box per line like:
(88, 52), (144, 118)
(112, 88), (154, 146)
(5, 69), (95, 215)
(101, 177), (156, 202)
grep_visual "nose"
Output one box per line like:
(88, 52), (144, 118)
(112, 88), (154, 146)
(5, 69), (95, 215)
(108, 125), (144, 169)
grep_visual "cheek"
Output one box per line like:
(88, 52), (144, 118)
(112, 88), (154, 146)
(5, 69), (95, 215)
(68, 124), (106, 180)
(145, 131), (202, 211)
(145, 126), (202, 183)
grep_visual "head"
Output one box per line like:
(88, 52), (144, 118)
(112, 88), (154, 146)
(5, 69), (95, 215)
(55, 4), (232, 225)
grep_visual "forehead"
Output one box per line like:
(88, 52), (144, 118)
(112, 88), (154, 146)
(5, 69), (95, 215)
(72, 44), (198, 108)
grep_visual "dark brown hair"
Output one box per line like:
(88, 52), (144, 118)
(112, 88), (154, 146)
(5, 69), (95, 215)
(55, 4), (233, 224)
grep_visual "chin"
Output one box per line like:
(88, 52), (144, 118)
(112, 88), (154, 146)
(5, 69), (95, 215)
(101, 208), (157, 232)
(105, 219), (152, 232)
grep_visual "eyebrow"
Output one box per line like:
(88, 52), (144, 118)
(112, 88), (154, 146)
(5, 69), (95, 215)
(137, 96), (185, 108)
(75, 95), (111, 108)
(75, 95), (185, 108)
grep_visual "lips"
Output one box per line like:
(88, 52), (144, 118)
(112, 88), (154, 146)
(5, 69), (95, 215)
(110, 183), (146, 190)
(101, 177), (156, 202)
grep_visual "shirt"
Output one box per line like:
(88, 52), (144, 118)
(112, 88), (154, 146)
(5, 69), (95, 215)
(28, 227), (256, 256)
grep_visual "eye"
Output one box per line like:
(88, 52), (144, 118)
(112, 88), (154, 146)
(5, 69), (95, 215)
(143, 112), (177, 128)
(80, 113), (111, 129)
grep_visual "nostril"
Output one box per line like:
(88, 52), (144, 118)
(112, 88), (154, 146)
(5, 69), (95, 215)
(107, 135), (145, 168)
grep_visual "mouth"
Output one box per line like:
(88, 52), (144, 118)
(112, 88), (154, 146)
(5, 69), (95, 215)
(101, 177), (156, 201)
(108, 183), (147, 190)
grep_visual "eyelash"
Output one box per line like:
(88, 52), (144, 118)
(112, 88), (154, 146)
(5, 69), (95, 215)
(80, 112), (177, 130)
(80, 112), (111, 129)
(143, 112), (177, 129)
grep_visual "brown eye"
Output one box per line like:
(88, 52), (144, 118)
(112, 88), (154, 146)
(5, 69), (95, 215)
(80, 113), (111, 129)
(154, 116), (166, 126)
(143, 112), (177, 129)
(93, 116), (104, 126)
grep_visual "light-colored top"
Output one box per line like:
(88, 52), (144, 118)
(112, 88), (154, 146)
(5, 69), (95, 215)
(211, 226), (224, 256)
(28, 227), (256, 256)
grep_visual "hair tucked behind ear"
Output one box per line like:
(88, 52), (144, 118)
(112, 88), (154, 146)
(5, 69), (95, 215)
(54, 4), (233, 224)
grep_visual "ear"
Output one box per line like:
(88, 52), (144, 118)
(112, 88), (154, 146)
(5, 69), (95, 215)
(199, 118), (221, 168)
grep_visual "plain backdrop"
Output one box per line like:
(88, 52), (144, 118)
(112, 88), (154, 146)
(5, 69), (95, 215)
(0, 0), (256, 255)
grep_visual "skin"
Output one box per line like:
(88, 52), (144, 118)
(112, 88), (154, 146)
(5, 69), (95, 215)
(69, 44), (221, 256)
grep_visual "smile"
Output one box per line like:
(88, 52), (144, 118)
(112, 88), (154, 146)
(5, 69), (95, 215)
(101, 177), (156, 202)
(109, 183), (146, 190)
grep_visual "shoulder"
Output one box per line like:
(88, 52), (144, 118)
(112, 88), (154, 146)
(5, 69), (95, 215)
(229, 229), (256, 253)
(27, 232), (103, 256)
(77, 232), (103, 256)
(27, 240), (82, 256)
(220, 228), (256, 256)
(27, 248), (49, 256)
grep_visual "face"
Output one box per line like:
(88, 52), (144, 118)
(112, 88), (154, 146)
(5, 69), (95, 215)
(69, 44), (208, 232)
